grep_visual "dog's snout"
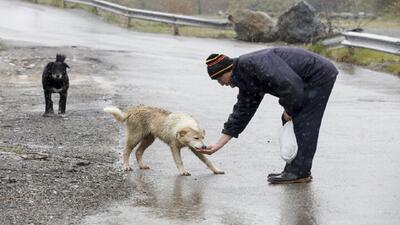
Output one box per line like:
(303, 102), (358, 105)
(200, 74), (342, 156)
(201, 145), (207, 149)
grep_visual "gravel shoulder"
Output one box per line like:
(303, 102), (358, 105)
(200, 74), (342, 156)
(0, 44), (134, 225)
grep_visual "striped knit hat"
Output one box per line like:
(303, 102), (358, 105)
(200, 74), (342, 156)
(206, 54), (233, 79)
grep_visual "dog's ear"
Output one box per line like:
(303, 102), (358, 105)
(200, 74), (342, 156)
(64, 63), (70, 69)
(177, 128), (192, 138)
(177, 130), (187, 138)
(44, 62), (54, 74)
(46, 62), (54, 68)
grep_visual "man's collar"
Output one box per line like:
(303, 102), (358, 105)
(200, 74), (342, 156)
(230, 58), (239, 88)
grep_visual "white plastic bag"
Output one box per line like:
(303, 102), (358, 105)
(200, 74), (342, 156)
(279, 120), (298, 163)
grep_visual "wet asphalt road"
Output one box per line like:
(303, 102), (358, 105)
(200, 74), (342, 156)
(1, 1), (400, 225)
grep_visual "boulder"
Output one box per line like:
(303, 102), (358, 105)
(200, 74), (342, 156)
(228, 9), (276, 42)
(276, 1), (327, 43)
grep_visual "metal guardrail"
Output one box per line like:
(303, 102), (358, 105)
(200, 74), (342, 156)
(64, 0), (231, 34)
(341, 32), (400, 55)
(320, 35), (345, 48)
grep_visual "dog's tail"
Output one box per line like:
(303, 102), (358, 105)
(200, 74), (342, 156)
(104, 106), (127, 123)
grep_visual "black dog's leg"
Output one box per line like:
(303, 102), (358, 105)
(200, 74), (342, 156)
(44, 90), (54, 115)
(59, 91), (67, 114)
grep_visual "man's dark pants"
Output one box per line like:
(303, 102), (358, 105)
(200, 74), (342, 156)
(284, 77), (337, 177)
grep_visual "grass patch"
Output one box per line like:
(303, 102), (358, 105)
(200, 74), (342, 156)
(306, 44), (400, 75)
(129, 19), (174, 34)
(127, 19), (235, 38)
(178, 26), (235, 39)
(386, 63), (400, 74)
(0, 146), (26, 155)
(350, 49), (399, 66)
(67, 3), (99, 15)
(306, 44), (331, 56)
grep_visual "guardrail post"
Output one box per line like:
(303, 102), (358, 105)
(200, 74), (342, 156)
(347, 46), (355, 62)
(93, 7), (99, 16)
(173, 24), (180, 36)
(126, 17), (131, 28)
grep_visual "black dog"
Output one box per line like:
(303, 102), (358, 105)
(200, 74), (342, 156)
(42, 54), (70, 116)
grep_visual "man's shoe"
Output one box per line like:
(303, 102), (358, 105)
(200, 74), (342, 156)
(268, 171), (312, 179)
(267, 172), (284, 178)
(267, 172), (312, 184)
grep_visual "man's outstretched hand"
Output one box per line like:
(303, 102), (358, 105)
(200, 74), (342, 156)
(195, 144), (222, 155)
(196, 134), (232, 155)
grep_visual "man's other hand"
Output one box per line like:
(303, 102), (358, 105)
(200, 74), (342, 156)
(283, 111), (293, 121)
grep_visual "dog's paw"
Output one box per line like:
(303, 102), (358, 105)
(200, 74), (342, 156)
(180, 171), (191, 176)
(213, 170), (225, 175)
(139, 165), (150, 170)
(123, 165), (133, 171)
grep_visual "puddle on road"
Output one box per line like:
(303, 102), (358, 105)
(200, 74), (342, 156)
(81, 172), (213, 225)
(82, 171), (254, 225)
(81, 170), (324, 225)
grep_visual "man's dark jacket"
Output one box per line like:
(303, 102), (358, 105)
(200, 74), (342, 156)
(223, 47), (338, 138)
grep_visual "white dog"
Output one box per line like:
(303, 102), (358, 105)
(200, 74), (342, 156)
(104, 105), (224, 176)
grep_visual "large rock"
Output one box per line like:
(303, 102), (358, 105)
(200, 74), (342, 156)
(228, 9), (276, 42)
(276, 1), (327, 43)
